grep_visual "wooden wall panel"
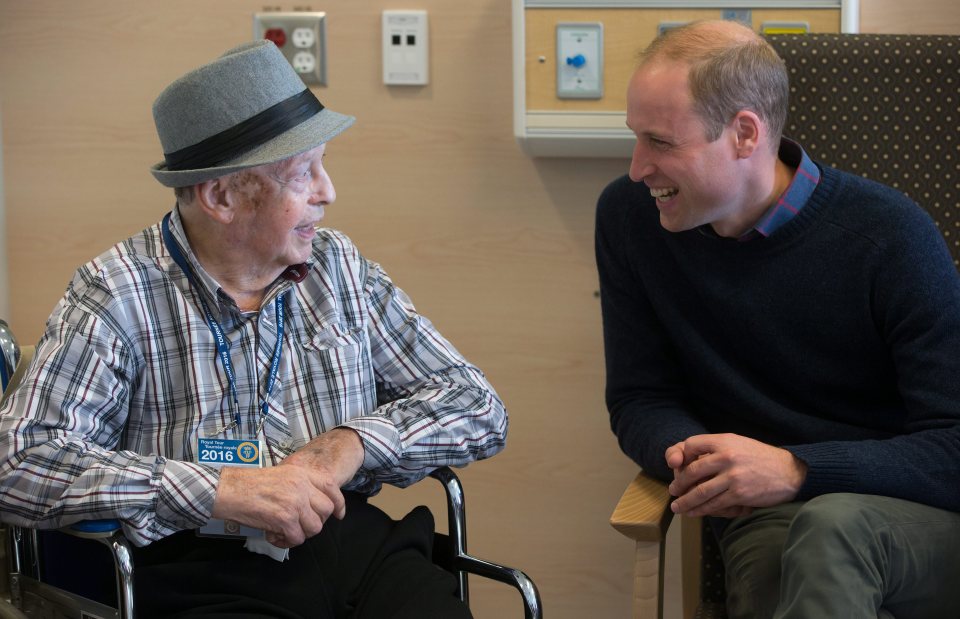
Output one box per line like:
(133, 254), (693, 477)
(0, 1), (957, 618)
(861, 0), (960, 34)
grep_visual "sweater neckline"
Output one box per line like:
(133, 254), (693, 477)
(676, 163), (841, 255)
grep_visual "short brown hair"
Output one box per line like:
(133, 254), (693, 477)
(638, 21), (788, 148)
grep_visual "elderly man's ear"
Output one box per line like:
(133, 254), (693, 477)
(194, 178), (236, 224)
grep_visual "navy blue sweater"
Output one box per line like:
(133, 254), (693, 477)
(596, 165), (960, 512)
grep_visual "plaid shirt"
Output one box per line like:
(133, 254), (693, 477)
(0, 209), (507, 546)
(748, 138), (821, 238)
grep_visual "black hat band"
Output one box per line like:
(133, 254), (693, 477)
(164, 89), (324, 172)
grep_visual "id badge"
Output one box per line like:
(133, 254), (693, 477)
(197, 437), (265, 539)
(197, 437), (263, 468)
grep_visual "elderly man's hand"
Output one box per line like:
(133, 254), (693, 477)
(665, 433), (807, 518)
(281, 427), (365, 488)
(211, 428), (365, 548)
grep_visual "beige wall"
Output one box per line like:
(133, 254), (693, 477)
(860, 0), (960, 33)
(1, 1), (957, 617)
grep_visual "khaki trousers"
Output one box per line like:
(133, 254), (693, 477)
(715, 493), (960, 619)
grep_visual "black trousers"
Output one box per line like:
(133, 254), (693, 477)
(132, 493), (471, 619)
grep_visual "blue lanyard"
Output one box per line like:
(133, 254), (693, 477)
(162, 213), (286, 437)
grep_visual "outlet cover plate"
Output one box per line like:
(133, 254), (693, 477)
(382, 10), (429, 86)
(253, 11), (327, 86)
(556, 22), (603, 99)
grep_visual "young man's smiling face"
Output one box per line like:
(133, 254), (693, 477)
(626, 61), (752, 237)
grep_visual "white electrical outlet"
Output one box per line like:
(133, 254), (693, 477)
(382, 10), (429, 86)
(292, 51), (316, 74)
(291, 27), (316, 49)
(253, 12), (327, 86)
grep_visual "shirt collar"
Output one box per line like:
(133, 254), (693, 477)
(697, 137), (820, 242)
(167, 207), (223, 305)
(748, 137), (820, 240)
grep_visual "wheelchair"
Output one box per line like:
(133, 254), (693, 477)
(0, 325), (542, 619)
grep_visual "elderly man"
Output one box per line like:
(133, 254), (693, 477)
(596, 20), (960, 619)
(0, 40), (506, 618)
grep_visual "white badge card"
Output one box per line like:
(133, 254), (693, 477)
(197, 437), (265, 538)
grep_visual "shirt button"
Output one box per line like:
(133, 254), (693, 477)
(278, 438), (291, 449)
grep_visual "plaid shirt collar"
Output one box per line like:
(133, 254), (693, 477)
(698, 138), (820, 242)
(748, 138), (820, 240)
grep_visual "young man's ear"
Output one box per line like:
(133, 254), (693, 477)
(194, 177), (235, 224)
(731, 110), (762, 159)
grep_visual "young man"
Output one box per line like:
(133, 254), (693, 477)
(596, 20), (960, 618)
(0, 40), (506, 618)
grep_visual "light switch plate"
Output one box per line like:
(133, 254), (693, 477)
(253, 11), (327, 86)
(556, 22), (603, 99)
(382, 10), (429, 86)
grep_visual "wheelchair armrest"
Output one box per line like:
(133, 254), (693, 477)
(59, 519), (135, 618)
(429, 466), (543, 619)
(610, 471), (673, 542)
(64, 519), (123, 539)
(454, 553), (542, 619)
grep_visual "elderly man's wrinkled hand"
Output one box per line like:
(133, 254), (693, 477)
(210, 428), (366, 548)
(211, 463), (345, 548)
(280, 427), (365, 489)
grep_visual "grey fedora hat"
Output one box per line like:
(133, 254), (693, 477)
(150, 40), (355, 188)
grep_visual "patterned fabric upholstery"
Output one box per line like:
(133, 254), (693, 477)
(768, 33), (960, 267)
(695, 519), (728, 619)
(693, 601), (728, 619)
(692, 33), (960, 619)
